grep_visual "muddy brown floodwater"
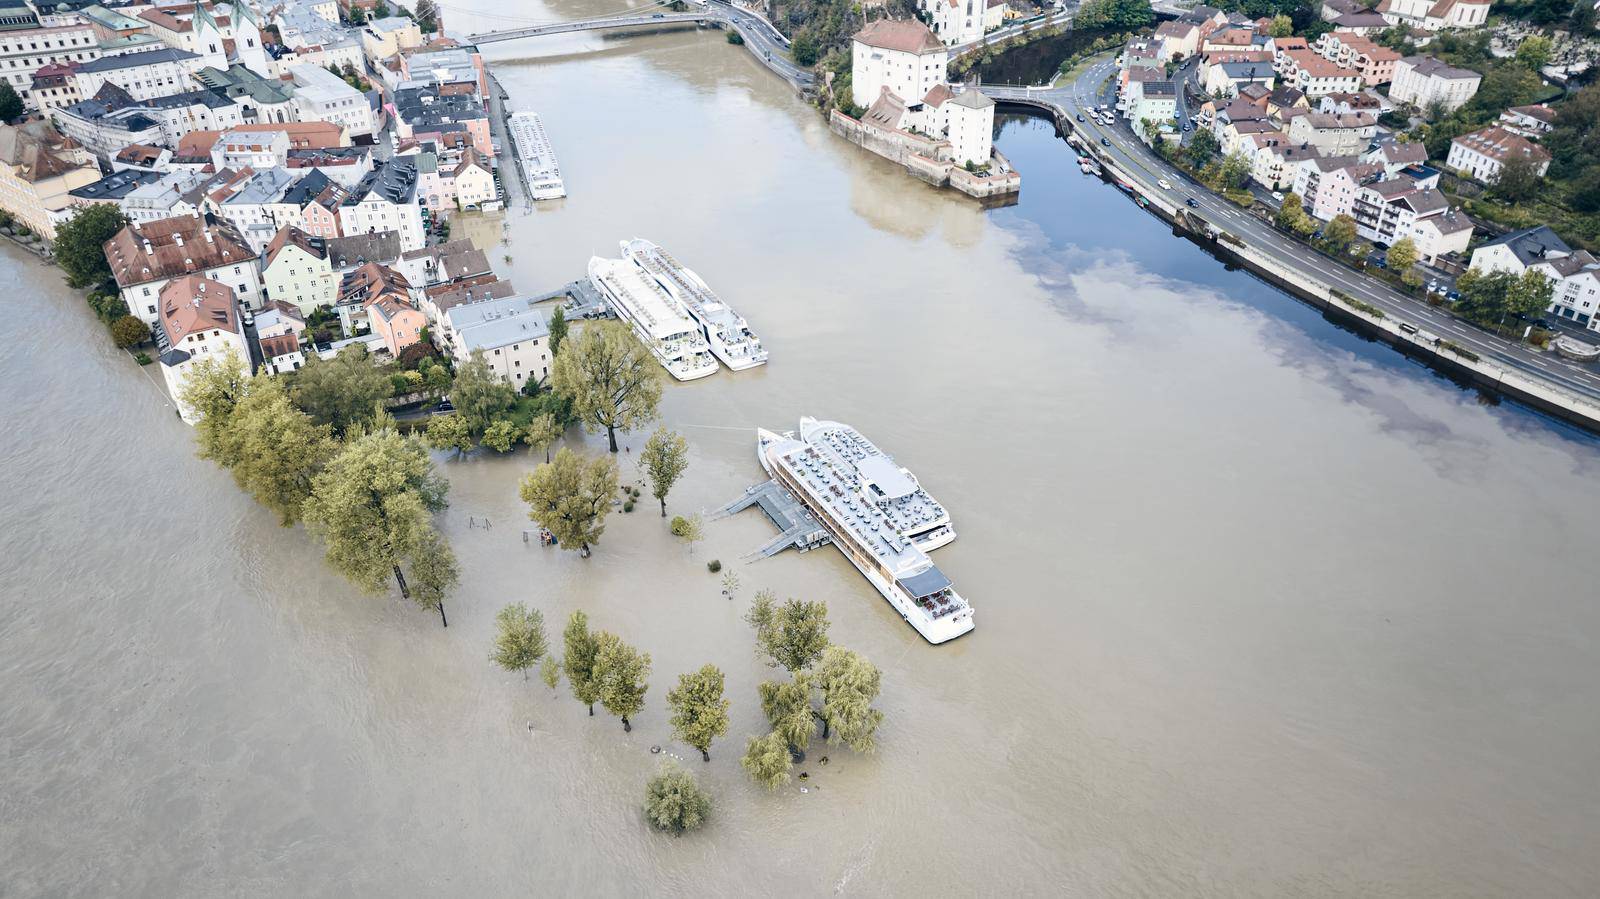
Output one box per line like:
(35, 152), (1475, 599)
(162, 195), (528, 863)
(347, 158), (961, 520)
(4, 6), (1600, 896)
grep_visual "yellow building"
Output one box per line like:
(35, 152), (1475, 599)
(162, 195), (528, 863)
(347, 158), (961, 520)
(0, 121), (99, 241)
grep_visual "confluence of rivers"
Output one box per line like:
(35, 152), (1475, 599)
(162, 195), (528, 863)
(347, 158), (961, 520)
(3, 4), (1599, 896)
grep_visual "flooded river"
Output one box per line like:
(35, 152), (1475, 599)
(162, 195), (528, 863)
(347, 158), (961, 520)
(4, 6), (1600, 896)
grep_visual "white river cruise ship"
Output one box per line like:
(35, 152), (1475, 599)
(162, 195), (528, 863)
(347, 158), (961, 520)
(620, 238), (768, 370)
(507, 111), (565, 200)
(588, 256), (718, 381)
(758, 418), (973, 644)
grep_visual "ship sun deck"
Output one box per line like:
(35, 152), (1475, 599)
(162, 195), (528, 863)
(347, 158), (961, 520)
(805, 421), (952, 540)
(622, 239), (767, 367)
(588, 257), (716, 379)
(508, 112), (564, 199)
(773, 440), (969, 622)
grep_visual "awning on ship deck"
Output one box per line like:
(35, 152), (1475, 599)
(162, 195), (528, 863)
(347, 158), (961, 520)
(898, 566), (952, 599)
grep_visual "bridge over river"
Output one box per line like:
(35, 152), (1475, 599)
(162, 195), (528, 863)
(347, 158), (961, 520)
(467, 1), (814, 91)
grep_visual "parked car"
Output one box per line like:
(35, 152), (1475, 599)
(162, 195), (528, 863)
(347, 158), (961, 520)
(1446, 290), (1461, 301)
(436, 399), (455, 412)
(1182, 122), (1191, 131)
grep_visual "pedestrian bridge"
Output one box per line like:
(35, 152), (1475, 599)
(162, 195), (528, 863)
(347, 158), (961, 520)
(467, 10), (718, 44)
(465, 4), (813, 89)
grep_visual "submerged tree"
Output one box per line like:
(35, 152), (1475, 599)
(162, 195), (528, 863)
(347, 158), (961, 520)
(291, 346), (392, 437)
(740, 731), (793, 791)
(522, 412), (563, 463)
(491, 602), (549, 679)
(221, 378), (338, 526)
(562, 610), (602, 715)
(813, 647), (883, 752)
(745, 592), (831, 673)
(643, 760), (711, 834)
(301, 427), (451, 605)
(594, 631), (651, 732)
(178, 347), (251, 461)
(669, 513), (703, 556)
(408, 529), (459, 627)
(758, 673), (815, 754)
(550, 320), (661, 453)
(667, 664), (731, 761)
(520, 447), (619, 557)
(640, 426), (689, 516)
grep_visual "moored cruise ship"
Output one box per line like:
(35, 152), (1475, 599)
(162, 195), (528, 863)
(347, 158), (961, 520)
(587, 256), (718, 381)
(757, 420), (973, 644)
(620, 238), (768, 371)
(798, 416), (954, 551)
(507, 111), (565, 200)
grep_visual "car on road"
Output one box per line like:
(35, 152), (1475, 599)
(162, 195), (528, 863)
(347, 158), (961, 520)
(652, 12), (664, 17)
(436, 400), (455, 413)
(1101, 137), (1110, 146)
(1158, 179), (1172, 190)
(1185, 197), (1199, 207)
(1182, 122), (1191, 131)
(1076, 113), (1085, 121)
(1270, 191), (1284, 202)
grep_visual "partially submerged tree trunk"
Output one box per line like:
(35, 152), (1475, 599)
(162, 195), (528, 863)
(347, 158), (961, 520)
(700, 748), (710, 762)
(393, 564), (410, 599)
(587, 703), (595, 716)
(659, 497), (666, 517)
(438, 601), (448, 628)
(622, 715), (632, 733)
(816, 712), (831, 741)
(606, 423), (618, 453)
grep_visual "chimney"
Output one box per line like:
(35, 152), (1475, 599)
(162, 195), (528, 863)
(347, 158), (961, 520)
(142, 240), (153, 254)
(204, 230), (214, 244)
(174, 233), (184, 247)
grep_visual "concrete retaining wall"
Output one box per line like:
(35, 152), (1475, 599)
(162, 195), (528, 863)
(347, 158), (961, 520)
(829, 110), (1021, 200)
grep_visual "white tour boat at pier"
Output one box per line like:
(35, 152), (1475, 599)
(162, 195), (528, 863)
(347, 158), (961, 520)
(507, 111), (565, 200)
(587, 256), (718, 381)
(757, 418), (973, 644)
(620, 238), (768, 371)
